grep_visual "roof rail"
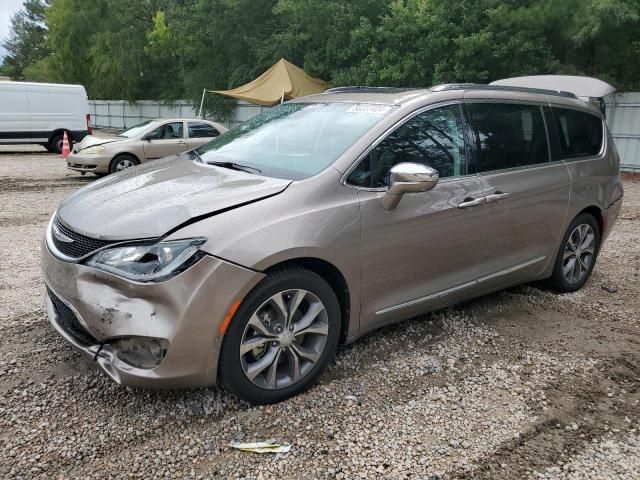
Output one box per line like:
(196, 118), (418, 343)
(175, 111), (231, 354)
(323, 86), (419, 95)
(491, 76), (615, 99)
(430, 83), (578, 99)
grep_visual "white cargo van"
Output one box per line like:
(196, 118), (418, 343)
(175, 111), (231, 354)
(0, 81), (92, 153)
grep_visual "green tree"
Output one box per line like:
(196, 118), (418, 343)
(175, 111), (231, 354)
(3, 0), (640, 105)
(268, 0), (387, 81)
(1, 0), (51, 80)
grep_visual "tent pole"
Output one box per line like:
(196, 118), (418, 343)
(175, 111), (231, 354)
(198, 89), (207, 118)
(281, 88), (285, 105)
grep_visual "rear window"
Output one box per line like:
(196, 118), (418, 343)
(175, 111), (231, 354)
(550, 107), (603, 159)
(188, 122), (220, 138)
(467, 103), (549, 173)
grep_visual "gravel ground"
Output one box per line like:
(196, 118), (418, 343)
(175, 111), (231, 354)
(1, 144), (639, 479)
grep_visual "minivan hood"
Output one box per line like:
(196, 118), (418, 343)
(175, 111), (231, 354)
(58, 156), (292, 240)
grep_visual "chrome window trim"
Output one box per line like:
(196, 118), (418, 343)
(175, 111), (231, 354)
(477, 158), (567, 178)
(341, 100), (471, 190)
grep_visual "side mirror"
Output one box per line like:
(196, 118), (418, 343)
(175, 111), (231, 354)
(142, 134), (153, 141)
(382, 162), (439, 210)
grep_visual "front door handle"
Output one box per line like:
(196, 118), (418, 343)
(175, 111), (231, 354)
(485, 192), (510, 203)
(458, 197), (486, 209)
(177, 140), (186, 145)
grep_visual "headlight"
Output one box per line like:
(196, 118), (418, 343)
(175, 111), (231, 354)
(82, 145), (106, 154)
(86, 238), (207, 282)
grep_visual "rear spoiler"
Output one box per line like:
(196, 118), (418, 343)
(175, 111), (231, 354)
(490, 75), (615, 116)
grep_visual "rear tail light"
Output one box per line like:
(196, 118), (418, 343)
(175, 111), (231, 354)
(86, 113), (93, 135)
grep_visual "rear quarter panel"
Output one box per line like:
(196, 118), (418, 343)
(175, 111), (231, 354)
(564, 127), (623, 224)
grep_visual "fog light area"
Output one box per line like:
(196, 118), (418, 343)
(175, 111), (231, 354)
(110, 337), (169, 369)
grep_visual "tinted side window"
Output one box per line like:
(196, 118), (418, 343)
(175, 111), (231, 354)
(467, 103), (549, 173)
(148, 122), (184, 140)
(348, 104), (466, 188)
(551, 107), (603, 158)
(543, 107), (563, 161)
(188, 122), (220, 138)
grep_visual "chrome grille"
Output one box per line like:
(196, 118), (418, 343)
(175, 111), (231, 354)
(52, 216), (115, 259)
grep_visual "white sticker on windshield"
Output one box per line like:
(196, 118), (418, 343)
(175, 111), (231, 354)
(347, 104), (393, 115)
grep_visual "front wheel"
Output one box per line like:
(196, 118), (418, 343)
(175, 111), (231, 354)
(548, 213), (601, 293)
(109, 154), (140, 174)
(219, 268), (341, 404)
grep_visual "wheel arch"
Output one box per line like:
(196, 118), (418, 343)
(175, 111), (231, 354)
(48, 128), (74, 145)
(263, 257), (351, 345)
(541, 205), (604, 281)
(109, 152), (141, 172)
(580, 205), (603, 235)
(112, 151), (141, 163)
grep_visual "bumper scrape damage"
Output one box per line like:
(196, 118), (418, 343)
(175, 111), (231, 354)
(41, 223), (264, 388)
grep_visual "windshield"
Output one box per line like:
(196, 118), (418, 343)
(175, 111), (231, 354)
(196, 103), (395, 180)
(119, 120), (158, 138)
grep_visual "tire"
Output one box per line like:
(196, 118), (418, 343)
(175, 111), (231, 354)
(547, 213), (601, 293)
(109, 154), (140, 174)
(48, 132), (72, 154)
(219, 268), (341, 404)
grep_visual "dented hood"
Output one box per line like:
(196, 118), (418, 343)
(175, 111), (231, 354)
(58, 155), (291, 240)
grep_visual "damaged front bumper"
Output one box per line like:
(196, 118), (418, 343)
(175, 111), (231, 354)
(41, 238), (263, 388)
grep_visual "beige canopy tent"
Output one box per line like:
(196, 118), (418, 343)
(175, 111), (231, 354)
(199, 58), (327, 115)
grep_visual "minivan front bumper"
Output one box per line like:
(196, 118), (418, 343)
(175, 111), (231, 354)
(41, 238), (263, 388)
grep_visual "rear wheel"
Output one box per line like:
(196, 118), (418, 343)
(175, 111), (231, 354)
(219, 268), (341, 404)
(109, 154), (140, 174)
(548, 213), (601, 293)
(47, 132), (72, 154)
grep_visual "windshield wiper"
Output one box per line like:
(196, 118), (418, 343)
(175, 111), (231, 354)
(207, 160), (262, 175)
(191, 149), (203, 162)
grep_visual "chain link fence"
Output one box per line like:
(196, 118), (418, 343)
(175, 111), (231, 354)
(89, 100), (267, 131)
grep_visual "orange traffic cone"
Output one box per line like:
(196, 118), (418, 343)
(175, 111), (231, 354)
(60, 131), (71, 158)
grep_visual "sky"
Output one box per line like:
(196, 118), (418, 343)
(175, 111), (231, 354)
(0, 0), (24, 61)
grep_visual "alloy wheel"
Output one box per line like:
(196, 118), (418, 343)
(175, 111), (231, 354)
(116, 159), (135, 171)
(239, 289), (329, 390)
(562, 223), (596, 284)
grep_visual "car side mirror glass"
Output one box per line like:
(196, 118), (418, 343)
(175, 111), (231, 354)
(382, 162), (439, 210)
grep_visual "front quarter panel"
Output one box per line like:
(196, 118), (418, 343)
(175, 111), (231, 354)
(168, 168), (363, 338)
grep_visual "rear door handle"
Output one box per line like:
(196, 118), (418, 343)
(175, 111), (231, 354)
(485, 192), (510, 203)
(458, 197), (486, 209)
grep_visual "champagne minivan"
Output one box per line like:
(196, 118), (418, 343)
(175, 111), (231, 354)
(42, 76), (623, 404)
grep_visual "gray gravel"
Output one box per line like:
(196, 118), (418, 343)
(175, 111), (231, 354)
(1, 145), (639, 479)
